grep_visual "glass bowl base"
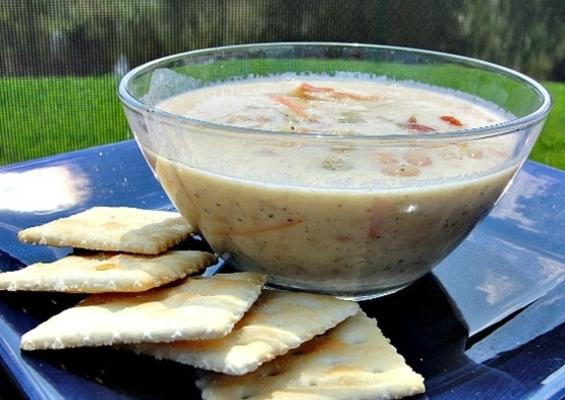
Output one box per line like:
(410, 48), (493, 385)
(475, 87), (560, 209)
(264, 280), (410, 301)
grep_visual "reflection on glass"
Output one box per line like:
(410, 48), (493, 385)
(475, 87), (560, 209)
(0, 165), (89, 212)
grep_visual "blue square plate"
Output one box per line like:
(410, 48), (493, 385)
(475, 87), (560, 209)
(0, 141), (563, 399)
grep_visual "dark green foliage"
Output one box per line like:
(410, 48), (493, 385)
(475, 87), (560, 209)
(0, 0), (564, 81)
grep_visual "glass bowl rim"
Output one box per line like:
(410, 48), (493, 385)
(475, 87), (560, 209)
(118, 42), (552, 142)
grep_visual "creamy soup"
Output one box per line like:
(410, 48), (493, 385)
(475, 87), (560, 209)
(142, 77), (516, 296)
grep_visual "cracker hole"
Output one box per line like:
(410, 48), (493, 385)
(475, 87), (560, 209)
(322, 356), (344, 366)
(239, 389), (256, 400)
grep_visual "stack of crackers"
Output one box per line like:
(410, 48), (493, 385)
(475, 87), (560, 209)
(2, 206), (425, 400)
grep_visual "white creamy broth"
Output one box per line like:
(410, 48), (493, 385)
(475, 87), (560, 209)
(157, 78), (514, 187)
(160, 78), (505, 135)
(146, 76), (517, 295)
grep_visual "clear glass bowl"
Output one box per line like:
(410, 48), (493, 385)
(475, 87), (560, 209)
(118, 43), (550, 299)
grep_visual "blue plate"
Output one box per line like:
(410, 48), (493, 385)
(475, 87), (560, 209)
(0, 141), (563, 399)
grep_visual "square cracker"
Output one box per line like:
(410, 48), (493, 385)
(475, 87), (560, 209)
(197, 312), (425, 400)
(17, 207), (193, 254)
(131, 290), (360, 375)
(21, 272), (266, 350)
(0, 250), (214, 293)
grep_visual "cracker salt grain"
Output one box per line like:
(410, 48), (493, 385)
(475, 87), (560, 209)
(197, 312), (425, 400)
(131, 290), (360, 375)
(0, 250), (214, 293)
(17, 207), (193, 254)
(21, 272), (265, 350)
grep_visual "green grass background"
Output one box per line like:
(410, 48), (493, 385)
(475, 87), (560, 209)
(0, 76), (130, 165)
(0, 75), (563, 169)
(529, 82), (564, 169)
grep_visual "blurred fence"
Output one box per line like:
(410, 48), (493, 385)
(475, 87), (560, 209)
(2, 0), (564, 80)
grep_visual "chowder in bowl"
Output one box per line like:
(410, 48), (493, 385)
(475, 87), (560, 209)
(119, 43), (550, 299)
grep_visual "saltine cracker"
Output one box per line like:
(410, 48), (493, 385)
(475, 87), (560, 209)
(197, 312), (425, 400)
(132, 290), (360, 375)
(18, 207), (193, 254)
(21, 273), (266, 350)
(0, 250), (214, 293)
